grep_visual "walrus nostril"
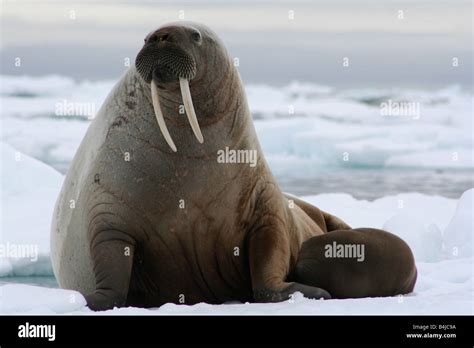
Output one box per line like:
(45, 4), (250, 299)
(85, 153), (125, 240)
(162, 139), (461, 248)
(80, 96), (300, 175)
(159, 33), (170, 42)
(146, 33), (172, 44)
(147, 33), (158, 44)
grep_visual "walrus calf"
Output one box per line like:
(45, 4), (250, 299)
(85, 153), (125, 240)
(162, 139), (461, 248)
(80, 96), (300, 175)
(291, 228), (417, 298)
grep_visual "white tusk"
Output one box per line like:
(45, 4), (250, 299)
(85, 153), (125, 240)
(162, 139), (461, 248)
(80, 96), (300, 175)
(179, 77), (204, 144)
(151, 80), (177, 152)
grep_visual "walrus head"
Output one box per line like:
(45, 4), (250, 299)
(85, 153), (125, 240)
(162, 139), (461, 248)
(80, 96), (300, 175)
(135, 22), (228, 152)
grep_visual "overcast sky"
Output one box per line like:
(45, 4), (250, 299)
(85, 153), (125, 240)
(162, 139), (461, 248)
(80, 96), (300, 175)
(1, 0), (472, 87)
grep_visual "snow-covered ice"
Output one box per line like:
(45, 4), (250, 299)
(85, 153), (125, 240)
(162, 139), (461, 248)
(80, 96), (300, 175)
(0, 144), (472, 314)
(0, 143), (61, 277)
(0, 284), (86, 315)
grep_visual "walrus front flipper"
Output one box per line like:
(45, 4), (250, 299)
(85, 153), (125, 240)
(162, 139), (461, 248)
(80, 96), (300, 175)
(85, 233), (135, 311)
(248, 225), (331, 302)
(284, 194), (351, 232)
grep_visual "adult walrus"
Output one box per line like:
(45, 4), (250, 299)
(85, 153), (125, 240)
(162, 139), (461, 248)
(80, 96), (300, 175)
(51, 21), (415, 311)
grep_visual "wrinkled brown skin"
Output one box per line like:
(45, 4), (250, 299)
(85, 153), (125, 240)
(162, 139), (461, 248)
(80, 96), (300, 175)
(51, 22), (415, 311)
(291, 228), (418, 298)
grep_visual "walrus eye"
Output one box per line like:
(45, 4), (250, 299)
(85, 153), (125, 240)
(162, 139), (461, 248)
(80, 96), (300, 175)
(191, 31), (201, 42)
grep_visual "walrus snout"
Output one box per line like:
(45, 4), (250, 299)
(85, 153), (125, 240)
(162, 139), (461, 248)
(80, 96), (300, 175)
(135, 42), (197, 84)
(135, 26), (205, 152)
(136, 25), (203, 83)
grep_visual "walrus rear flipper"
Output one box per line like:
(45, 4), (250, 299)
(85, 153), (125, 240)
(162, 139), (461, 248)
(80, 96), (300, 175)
(283, 194), (351, 232)
(85, 233), (135, 311)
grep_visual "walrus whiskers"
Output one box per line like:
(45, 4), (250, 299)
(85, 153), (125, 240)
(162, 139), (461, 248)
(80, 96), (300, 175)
(151, 80), (177, 152)
(179, 77), (204, 144)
